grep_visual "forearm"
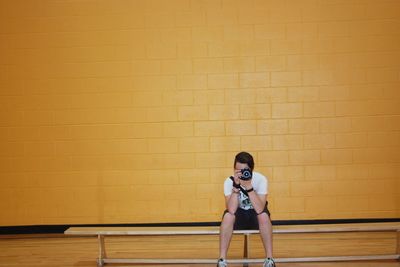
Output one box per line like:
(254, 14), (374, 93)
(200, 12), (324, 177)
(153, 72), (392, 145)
(248, 192), (265, 214)
(226, 192), (240, 214)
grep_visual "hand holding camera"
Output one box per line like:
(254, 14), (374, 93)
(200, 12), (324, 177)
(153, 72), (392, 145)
(239, 168), (253, 191)
(233, 168), (253, 190)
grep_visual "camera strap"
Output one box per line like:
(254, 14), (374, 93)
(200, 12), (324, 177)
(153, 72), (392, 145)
(229, 176), (249, 197)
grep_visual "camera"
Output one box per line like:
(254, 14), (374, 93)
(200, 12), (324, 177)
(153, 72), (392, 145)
(240, 168), (252, 180)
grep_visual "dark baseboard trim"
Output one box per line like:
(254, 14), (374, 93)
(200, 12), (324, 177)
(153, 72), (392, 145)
(1, 218), (399, 235)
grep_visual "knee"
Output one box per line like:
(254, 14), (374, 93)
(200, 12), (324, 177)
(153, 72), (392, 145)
(222, 212), (236, 225)
(257, 212), (270, 226)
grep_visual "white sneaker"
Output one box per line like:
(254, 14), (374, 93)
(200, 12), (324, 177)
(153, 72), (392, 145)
(217, 258), (227, 267)
(263, 257), (276, 267)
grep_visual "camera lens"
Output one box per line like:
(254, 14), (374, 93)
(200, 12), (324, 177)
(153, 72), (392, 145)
(240, 168), (252, 180)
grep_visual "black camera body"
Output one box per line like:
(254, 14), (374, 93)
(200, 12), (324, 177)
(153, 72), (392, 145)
(240, 168), (252, 180)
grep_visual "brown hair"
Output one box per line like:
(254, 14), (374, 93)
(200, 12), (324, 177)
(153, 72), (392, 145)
(234, 151), (254, 171)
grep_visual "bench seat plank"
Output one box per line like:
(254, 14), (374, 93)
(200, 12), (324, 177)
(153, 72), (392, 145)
(65, 222), (400, 236)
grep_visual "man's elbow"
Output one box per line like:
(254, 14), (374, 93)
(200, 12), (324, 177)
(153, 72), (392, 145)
(226, 202), (238, 215)
(227, 208), (237, 215)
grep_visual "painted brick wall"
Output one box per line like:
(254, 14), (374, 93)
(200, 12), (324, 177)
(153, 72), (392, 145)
(0, 0), (399, 226)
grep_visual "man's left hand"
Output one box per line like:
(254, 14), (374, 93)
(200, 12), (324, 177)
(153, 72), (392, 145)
(239, 178), (252, 190)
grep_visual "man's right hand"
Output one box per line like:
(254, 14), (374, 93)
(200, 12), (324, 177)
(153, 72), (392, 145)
(233, 169), (242, 184)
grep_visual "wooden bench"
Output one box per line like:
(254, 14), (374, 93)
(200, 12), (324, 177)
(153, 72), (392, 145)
(65, 222), (400, 266)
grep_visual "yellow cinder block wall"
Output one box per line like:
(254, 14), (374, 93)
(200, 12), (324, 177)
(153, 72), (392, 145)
(0, 0), (399, 226)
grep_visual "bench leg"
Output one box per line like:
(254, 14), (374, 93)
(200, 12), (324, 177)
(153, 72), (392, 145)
(98, 235), (106, 267)
(397, 230), (400, 261)
(243, 233), (250, 267)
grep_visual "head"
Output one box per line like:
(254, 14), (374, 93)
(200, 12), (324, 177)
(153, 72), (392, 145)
(234, 151), (254, 172)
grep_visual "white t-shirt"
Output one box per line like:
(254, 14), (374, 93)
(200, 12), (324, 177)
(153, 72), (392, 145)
(223, 171), (268, 210)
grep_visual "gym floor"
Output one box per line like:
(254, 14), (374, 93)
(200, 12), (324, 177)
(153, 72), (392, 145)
(0, 233), (399, 267)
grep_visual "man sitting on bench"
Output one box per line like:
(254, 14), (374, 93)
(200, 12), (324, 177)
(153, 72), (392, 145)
(218, 151), (275, 267)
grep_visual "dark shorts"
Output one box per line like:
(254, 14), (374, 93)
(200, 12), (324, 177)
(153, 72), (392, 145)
(223, 202), (271, 230)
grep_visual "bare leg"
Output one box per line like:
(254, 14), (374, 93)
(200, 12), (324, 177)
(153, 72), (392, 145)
(219, 212), (236, 259)
(257, 213), (273, 258)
